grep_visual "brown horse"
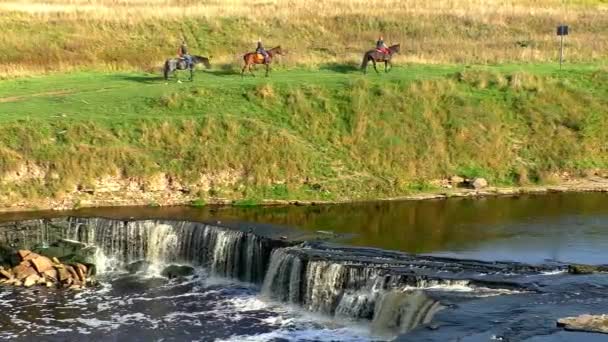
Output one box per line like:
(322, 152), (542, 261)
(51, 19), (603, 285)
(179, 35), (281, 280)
(241, 46), (283, 77)
(361, 44), (400, 74)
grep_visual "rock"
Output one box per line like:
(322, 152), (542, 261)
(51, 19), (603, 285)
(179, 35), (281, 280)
(29, 256), (54, 274)
(65, 265), (79, 282)
(73, 264), (86, 282)
(568, 264), (608, 274)
(126, 260), (151, 274)
(471, 177), (488, 189)
(557, 314), (608, 334)
(17, 250), (31, 260)
(56, 266), (71, 282)
(52, 257), (61, 265)
(450, 176), (465, 185)
(43, 268), (59, 282)
(0, 268), (14, 279)
(23, 274), (41, 287)
(21, 251), (42, 262)
(12, 262), (38, 280)
(161, 265), (195, 279)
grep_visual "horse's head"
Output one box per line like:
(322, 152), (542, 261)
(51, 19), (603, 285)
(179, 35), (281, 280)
(389, 44), (400, 54)
(270, 46), (284, 55)
(192, 55), (211, 69)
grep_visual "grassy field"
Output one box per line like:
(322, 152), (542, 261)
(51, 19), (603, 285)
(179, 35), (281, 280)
(0, 0), (607, 77)
(1, 63), (607, 204)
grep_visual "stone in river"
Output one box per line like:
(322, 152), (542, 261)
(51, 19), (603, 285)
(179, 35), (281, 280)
(12, 262), (38, 280)
(126, 260), (151, 274)
(0, 268), (14, 280)
(568, 264), (608, 274)
(23, 274), (41, 287)
(43, 268), (59, 282)
(30, 256), (55, 274)
(557, 314), (608, 334)
(161, 265), (195, 279)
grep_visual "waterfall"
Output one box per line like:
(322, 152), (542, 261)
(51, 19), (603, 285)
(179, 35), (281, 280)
(0, 218), (273, 282)
(371, 290), (442, 335)
(261, 248), (303, 303)
(0, 216), (544, 337)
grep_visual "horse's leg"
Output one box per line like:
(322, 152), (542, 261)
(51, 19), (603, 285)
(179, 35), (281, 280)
(249, 64), (255, 77)
(241, 63), (247, 77)
(385, 60), (388, 73)
(372, 59), (379, 74)
(190, 66), (194, 81)
(387, 60), (392, 73)
(265, 63), (269, 77)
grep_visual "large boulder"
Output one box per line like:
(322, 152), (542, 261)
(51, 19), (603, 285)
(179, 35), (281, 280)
(471, 178), (489, 189)
(29, 255), (54, 274)
(557, 314), (608, 334)
(161, 265), (195, 279)
(12, 262), (38, 280)
(126, 260), (151, 274)
(23, 274), (41, 287)
(568, 264), (608, 274)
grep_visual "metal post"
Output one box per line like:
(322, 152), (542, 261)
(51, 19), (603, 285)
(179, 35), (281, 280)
(559, 34), (564, 69)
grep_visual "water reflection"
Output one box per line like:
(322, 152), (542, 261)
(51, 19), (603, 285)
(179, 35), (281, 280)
(2, 192), (607, 264)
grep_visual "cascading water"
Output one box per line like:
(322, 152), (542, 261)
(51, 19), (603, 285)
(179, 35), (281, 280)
(1, 218), (273, 283)
(0, 217), (562, 340)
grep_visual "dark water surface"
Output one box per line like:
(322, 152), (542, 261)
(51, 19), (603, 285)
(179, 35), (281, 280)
(3, 192), (608, 264)
(2, 192), (608, 342)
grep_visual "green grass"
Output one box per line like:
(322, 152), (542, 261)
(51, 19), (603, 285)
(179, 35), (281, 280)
(1, 63), (607, 204)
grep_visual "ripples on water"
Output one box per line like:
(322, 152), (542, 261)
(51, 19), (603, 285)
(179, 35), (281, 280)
(0, 268), (379, 342)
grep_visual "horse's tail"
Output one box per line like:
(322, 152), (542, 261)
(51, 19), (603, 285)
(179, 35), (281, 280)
(361, 52), (369, 69)
(202, 57), (211, 69)
(163, 60), (170, 80)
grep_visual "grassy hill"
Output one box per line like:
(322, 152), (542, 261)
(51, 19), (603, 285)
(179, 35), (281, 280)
(1, 64), (607, 205)
(0, 0), (607, 77)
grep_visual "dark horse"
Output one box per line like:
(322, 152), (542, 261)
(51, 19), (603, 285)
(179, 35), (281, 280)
(241, 46), (283, 77)
(361, 44), (400, 74)
(163, 55), (211, 81)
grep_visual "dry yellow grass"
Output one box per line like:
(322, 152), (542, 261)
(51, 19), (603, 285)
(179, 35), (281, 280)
(0, 0), (606, 75)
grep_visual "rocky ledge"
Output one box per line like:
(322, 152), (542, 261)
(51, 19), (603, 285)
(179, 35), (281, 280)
(0, 247), (96, 290)
(557, 314), (608, 334)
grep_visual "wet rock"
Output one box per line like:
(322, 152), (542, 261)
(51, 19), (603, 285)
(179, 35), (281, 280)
(12, 262), (38, 280)
(0, 267), (14, 280)
(557, 314), (608, 334)
(161, 265), (195, 279)
(568, 264), (608, 274)
(23, 274), (41, 287)
(30, 255), (54, 274)
(471, 178), (489, 189)
(43, 268), (59, 282)
(56, 266), (71, 282)
(17, 250), (31, 260)
(126, 260), (151, 274)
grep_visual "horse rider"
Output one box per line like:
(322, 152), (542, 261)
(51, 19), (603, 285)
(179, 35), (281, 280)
(256, 38), (269, 63)
(376, 36), (390, 55)
(178, 40), (193, 68)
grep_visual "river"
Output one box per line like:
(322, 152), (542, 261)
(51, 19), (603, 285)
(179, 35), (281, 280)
(0, 192), (607, 341)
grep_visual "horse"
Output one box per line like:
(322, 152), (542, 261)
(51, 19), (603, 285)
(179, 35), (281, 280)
(163, 55), (211, 81)
(241, 46), (283, 77)
(361, 44), (400, 74)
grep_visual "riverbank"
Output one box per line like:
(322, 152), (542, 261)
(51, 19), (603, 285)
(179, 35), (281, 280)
(1, 65), (607, 211)
(1, 174), (607, 213)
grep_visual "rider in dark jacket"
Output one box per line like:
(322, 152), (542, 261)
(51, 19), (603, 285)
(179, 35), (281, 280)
(376, 36), (389, 54)
(178, 40), (193, 68)
(256, 38), (269, 63)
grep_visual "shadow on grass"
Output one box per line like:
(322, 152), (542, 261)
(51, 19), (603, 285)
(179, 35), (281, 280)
(206, 63), (243, 77)
(114, 74), (165, 84)
(319, 63), (361, 74)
